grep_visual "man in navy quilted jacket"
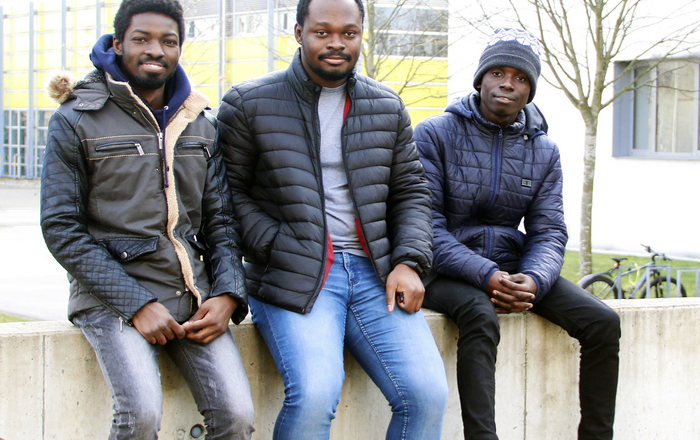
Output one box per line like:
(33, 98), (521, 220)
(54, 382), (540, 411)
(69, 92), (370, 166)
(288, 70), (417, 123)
(414, 28), (620, 440)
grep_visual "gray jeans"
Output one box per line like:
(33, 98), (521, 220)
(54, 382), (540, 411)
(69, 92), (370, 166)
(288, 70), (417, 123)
(74, 307), (255, 440)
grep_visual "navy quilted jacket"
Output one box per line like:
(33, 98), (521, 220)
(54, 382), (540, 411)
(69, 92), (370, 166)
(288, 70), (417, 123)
(415, 93), (567, 300)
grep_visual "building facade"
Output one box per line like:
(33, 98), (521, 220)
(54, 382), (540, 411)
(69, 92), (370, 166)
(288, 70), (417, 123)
(0, 0), (448, 178)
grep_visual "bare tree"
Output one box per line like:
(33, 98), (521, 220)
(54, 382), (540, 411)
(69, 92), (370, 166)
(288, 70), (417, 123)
(361, 0), (450, 106)
(480, 0), (700, 276)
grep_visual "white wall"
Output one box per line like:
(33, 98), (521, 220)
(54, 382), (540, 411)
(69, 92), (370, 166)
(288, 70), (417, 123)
(447, 1), (700, 260)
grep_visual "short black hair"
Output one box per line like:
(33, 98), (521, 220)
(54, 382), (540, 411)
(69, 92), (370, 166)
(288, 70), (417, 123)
(296, 0), (365, 27)
(113, 0), (186, 47)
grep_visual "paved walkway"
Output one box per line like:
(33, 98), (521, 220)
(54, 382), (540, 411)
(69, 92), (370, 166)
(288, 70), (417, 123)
(0, 178), (69, 321)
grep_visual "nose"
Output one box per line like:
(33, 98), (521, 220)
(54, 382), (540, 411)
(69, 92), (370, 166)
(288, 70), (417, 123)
(327, 34), (345, 51)
(144, 40), (165, 58)
(500, 74), (515, 90)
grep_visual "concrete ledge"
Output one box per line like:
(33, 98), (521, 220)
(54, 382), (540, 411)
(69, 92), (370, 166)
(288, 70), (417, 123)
(2, 298), (699, 439)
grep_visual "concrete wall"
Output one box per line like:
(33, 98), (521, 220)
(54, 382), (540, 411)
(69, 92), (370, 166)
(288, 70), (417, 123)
(2, 298), (699, 440)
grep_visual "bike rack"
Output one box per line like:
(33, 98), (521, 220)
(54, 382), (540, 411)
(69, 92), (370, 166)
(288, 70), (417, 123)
(676, 268), (700, 297)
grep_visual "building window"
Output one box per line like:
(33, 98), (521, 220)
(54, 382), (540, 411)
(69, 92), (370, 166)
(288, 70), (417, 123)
(613, 59), (700, 159)
(373, 5), (448, 58)
(1, 109), (52, 178)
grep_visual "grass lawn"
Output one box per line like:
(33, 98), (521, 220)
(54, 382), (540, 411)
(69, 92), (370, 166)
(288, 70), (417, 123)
(0, 314), (26, 323)
(563, 250), (700, 297)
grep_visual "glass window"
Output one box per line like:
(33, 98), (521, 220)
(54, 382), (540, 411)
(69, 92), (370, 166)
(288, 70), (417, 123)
(614, 59), (700, 158)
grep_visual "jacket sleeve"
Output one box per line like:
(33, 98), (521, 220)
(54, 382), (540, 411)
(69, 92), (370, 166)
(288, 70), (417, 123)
(518, 141), (567, 299)
(414, 118), (499, 291)
(216, 88), (280, 264)
(40, 109), (157, 322)
(386, 103), (433, 276)
(199, 117), (249, 324)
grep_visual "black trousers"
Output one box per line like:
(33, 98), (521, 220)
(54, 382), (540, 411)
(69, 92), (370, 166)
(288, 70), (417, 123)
(423, 274), (620, 440)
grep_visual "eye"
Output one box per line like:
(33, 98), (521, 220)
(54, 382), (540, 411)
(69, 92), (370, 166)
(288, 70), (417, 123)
(516, 75), (528, 82)
(164, 39), (179, 46)
(492, 70), (503, 77)
(316, 30), (328, 37)
(345, 31), (357, 37)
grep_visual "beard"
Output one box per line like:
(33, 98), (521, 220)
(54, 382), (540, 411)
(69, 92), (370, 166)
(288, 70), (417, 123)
(308, 51), (355, 82)
(120, 56), (176, 90)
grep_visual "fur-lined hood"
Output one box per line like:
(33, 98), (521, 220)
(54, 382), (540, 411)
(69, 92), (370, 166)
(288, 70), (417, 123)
(47, 72), (79, 104)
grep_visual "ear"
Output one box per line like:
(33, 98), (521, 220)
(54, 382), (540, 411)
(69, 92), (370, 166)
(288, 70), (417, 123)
(294, 23), (302, 45)
(113, 36), (123, 56)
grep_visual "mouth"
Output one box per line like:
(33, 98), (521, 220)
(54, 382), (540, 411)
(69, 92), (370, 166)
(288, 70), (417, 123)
(139, 59), (168, 73)
(493, 94), (515, 103)
(319, 52), (352, 66)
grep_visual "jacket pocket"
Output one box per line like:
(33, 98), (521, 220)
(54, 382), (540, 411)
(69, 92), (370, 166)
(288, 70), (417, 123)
(176, 142), (211, 159)
(97, 236), (159, 262)
(94, 141), (145, 156)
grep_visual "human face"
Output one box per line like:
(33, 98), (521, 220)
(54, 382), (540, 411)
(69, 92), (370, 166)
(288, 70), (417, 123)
(295, 0), (362, 88)
(477, 66), (531, 127)
(113, 12), (180, 100)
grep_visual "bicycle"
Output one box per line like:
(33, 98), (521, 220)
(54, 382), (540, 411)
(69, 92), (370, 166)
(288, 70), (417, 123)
(577, 244), (687, 299)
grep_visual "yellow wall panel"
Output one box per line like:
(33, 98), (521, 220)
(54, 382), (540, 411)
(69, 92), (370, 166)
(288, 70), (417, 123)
(7, 91), (29, 108)
(37, 52), (62, 70)
(10, 74), (30, 90)
(9, 54), (30, 71)
(185, 63), (220, 89)
(233, 61), (268, 83)
(36, 13), (62, 32)
(406, 108), (442, 126)
(37, 33), (62, 51)
(9, 36), (30, 53)
(183, 41), (220, 64)
(234, 37), (268, 60)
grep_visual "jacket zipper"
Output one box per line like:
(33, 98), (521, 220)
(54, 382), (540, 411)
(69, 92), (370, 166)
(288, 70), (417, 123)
(485, 128), (503, 211)
(95, 141), (145, 156)
(178, 142), (211, 158)
(159, 106), (169, 188)
(304, 88), (328, 314)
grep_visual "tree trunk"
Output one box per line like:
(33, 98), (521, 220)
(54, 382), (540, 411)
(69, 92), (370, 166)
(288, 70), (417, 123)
(579, 116), (599, 277)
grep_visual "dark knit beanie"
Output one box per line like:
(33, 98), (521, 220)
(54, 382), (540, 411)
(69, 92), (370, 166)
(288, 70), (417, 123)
(473, 28), (542, 103)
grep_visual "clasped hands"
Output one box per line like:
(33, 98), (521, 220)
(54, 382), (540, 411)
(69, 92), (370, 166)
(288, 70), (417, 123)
(131, 294), (237, 345)
(488, 270), (537, 314)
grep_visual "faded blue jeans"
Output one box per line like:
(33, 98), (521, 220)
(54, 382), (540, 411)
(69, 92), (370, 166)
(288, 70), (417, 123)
(249, 252), (448, 440)
(73, 307), (255, 440)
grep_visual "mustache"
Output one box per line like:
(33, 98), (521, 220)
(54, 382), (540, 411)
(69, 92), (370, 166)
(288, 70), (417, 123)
(318, 51), (352, 61)
(138, 56), (169, 68)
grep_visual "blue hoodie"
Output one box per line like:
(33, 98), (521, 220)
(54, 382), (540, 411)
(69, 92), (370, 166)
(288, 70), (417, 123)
(90, 34), (192, 130)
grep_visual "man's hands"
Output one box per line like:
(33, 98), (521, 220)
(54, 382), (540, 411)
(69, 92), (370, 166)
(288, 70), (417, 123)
(132, 295), (237, 345)
(132, 302), (186, 345)
(386, 263), (424, 314)
(488, 271), (537, 314)
(182, 295), (237, 344)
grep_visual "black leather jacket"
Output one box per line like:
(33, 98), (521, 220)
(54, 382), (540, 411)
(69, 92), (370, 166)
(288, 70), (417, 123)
(41, 70), (248, 324)
(217, 51), (433, 314)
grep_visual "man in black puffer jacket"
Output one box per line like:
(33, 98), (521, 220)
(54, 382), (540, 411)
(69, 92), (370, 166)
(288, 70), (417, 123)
(40, 1), (254, 438)
(217, 0), (448, 438)
(415, 28), (620, 440)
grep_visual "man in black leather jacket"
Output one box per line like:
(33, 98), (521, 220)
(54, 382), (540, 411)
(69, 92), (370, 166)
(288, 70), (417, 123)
(216, 0), (448, 438)
(415, 28), (620, 440)
(40, 1), (254, 438)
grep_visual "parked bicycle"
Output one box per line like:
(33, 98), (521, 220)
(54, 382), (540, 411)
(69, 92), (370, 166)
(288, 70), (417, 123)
(578, 244), (687, 299)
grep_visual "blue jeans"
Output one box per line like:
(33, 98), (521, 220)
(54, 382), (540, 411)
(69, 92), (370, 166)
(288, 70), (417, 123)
(73, 307), (255, 440)
(249, 253), (448, 440)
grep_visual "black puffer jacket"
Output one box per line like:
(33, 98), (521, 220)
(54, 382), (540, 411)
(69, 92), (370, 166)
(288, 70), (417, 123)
(217, 50), (432, 314)
(41, 70), (248, 324)
(415, 93), (567, 300)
